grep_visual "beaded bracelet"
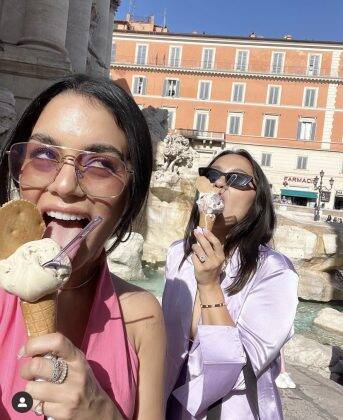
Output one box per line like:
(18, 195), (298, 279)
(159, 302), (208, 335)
(200, 302), (226, 309)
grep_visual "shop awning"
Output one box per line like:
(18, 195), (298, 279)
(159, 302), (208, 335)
(280, 189), (317, 199)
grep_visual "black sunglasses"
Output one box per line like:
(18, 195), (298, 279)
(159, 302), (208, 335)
(198, 167), (255, 190)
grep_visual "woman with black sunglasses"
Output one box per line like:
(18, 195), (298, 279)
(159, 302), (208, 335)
(163, 149), (298, 419)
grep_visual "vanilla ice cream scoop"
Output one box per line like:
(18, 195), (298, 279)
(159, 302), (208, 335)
(0, 238), (71, 302)
(197, 192), (224, 215)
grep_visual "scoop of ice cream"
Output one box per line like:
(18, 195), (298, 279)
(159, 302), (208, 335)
(197, 192), (224, 215)
(0, 238), (71, 302)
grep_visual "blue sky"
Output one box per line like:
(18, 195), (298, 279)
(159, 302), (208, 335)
(116, 0), (343, 42)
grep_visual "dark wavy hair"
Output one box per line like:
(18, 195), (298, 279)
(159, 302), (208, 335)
(0, 74), (153, 253)
(181, 149), (276, 296)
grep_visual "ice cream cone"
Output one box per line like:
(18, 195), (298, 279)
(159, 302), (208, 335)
(20, 293), (57, 338)
(199, 212), (216, 231)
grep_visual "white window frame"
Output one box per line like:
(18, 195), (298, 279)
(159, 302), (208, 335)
(197, 80), (212, 100)
(262, 115), (279, 138)
(296, 156), (308, 170)
(168, 45), (182, 68)
(132, 75), (147, 95)
(201, 48), (216, 70)
(270, 52), (285, 74)
(297, 117), (316, 141)
(162, 107), (177, 130)
(261, 152), (272, 167)
(231, 83), (246, 103)
(266, 85), (282, 105)
(302, 87), (318, 108)
(163, 78), (180, 97)
(135, 44), (148, 65)
(235, 50), (249, 71)
(193, 110), (210, 132)
(226, 112), (243, 135)
(307, 53), (322, 76)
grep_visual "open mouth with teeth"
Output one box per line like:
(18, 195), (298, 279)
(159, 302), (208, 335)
(43, 211), (90, 260)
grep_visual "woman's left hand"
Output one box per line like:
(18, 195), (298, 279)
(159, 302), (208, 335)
(19, 333), (116, 420)
(191, 228), (225, 288)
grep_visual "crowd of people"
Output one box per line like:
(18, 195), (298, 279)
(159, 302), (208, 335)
(326, 214), (343, 223)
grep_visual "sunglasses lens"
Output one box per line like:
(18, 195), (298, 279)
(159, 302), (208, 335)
(206, 169), (221, 183)
(228, 173), (252, 188)
(76, 154), (127, 198)
(9, 143), (59, 188)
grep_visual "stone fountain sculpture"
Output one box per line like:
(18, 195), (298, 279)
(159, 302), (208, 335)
(107, 106), (199, 278)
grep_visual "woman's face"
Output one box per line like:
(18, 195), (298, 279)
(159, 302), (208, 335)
(210, 154), (256, 228)
(20, 92), (130, 272)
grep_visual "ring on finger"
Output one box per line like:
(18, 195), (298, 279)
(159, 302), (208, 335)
(50, 356), (68, 384)
(33, 400), (44, 416)
(199, 255), (206, 263)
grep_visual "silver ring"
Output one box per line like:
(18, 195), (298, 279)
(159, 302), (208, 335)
(199, 255), (206, 263)
(49, 356), (68, 384)
(34, 401), (44, 416)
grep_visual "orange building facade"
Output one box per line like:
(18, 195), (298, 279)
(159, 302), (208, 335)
(111, 17), (343, 211)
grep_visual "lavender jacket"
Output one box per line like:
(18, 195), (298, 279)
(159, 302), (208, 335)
(162, 240), (298, 420)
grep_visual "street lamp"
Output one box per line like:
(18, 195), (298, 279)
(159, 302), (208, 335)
(313, 170), (334, 221)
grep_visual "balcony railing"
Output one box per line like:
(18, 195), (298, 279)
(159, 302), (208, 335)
(112, 56), (341, 79)
(177, 128), (225, 141)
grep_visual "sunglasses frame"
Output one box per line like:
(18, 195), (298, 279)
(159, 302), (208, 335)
(198, 167), (256, 190)
(6, 141), (134, 199)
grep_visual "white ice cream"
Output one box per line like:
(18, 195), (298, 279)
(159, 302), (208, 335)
(197, 192), (225, 215)
(0, 238), (71, 302)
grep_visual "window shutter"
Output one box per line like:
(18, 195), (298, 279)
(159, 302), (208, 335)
(163, 80), (168, 96)
(310, 122), (316, 140)
(229, 116), (235, 134)
(297, 121), (301, 139)
(268, 87), (273, 104)
(142, 78), (147, 95)
(175, 80), (180, 97)
(133, 77), (139, 94)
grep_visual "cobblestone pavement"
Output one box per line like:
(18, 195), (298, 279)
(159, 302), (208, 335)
(280, 365), (343, 419)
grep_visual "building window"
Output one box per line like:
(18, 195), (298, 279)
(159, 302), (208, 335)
(261, 153), (272, 167)
(270, 52), (284, 74)
(132, 76), (147, 95)
(297, 118), (316, 140)
(168, 46), (181, 67)
(307, 54), (321, 76)
(262, 115), (278, 138)
(201, 48), (215, 70)
(135, 44), (148, 65)
(303, 88), (317, 108)
(198, 80), (211, 100)
(194, 110), (209, 133)
(266, 85), (281, 105)
(162, 79), (180, 97)
(235, 50), (249, 71)
(227, 112), (243, 135)
(162, 107), (176, 130)
(111, 42), (116, 63)
(231, 83), (245, 103)
(296, 156), (308, 170)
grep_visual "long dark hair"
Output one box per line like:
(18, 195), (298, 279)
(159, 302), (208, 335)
(182, 149), (276, 296)
(0, 74), (153, 252)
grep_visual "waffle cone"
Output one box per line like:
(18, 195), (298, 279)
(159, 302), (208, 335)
(199, 213), (216, 231)
(20, 293), (57, 338)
